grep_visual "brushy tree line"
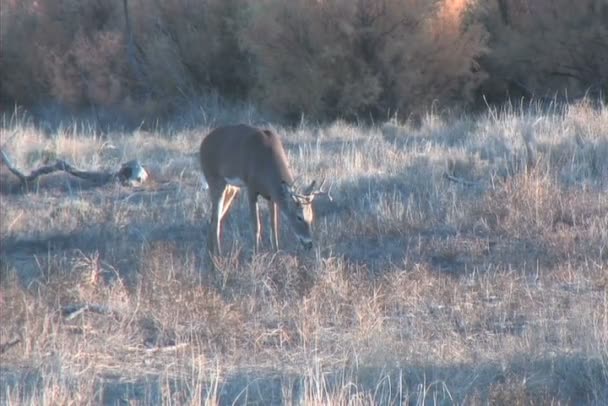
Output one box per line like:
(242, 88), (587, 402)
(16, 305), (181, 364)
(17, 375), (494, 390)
(1, 0), (607, 123)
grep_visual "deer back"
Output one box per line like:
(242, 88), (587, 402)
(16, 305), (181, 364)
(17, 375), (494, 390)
(199, 125), (294, 200)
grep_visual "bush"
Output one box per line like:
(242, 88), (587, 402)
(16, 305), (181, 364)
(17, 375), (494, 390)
(477, 0), (608, 102)
(1, 0), (127, 109)
(0, 0), (251, 120)
(242, 0), (487, 121)
(0, 1), (50, 107)
(131, 0), (252, 102)
(0, 0), (606, 123)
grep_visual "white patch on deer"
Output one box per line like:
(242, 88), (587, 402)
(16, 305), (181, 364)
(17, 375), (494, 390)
(225, 177), (246, 187)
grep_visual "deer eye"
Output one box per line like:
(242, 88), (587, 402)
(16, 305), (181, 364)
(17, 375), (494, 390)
(297, 215), (304, 222)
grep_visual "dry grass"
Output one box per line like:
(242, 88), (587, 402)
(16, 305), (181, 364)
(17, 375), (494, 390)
(1, 101), (607, 405)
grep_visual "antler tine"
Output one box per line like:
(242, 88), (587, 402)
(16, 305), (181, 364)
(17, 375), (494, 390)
(292, 177), (333, 202)
(311, 177), (333, 202)
(324, 181), (333, 202)
(317, 177), (326, 191)
(318, 179), (333, 202)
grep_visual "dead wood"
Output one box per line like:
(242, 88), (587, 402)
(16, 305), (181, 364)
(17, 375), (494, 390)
(62, 303), (121, 320)
(126, 342), (189, 353)
(0, 148), (148, 192)
(443, 173), (480, 186)
(0, 337), (21, 354)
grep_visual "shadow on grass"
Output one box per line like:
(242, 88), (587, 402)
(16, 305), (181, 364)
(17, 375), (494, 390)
(318, 158), (462, 274)
(317, 155), (587, 277)
(0, 221), (208, 291)
(1, 353), (605, 405)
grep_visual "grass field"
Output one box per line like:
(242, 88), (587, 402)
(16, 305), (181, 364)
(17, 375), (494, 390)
(1, 101), (607, 404)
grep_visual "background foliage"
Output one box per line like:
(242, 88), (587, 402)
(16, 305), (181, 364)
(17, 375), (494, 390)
(1, 0), (606, 123)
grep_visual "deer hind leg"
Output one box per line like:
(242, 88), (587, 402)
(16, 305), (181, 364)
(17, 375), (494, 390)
(248, 190), (261, 253)
(217, 186), (240, 250)
(208, 185), (227, 256)
(220, 186), (239, 220)
(269, 201), (280, 251)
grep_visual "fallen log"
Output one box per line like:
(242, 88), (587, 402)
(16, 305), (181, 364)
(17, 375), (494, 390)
(1, 147), (148, 192)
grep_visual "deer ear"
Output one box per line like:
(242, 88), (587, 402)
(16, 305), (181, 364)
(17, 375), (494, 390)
(281, 181), (299, 202)
(280, 181), (289, 195)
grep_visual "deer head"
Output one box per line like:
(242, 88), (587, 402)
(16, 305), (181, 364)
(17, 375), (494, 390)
(280, 178), (332, 249)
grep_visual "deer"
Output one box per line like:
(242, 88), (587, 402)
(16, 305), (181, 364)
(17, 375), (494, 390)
(199, 124), (330, 256)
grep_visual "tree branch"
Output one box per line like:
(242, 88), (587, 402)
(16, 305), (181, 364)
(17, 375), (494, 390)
(1, 148), (148, 191)
(62, 303), (121, 320)
(444, 173), (480, 186)
(0, 337), (21, 354)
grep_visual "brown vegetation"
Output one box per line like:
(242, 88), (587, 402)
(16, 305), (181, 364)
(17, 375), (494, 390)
(478, 0), (608, 102)
(1, 0), (606, 123)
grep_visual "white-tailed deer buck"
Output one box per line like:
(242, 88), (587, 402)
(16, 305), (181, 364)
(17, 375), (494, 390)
(199, 124), (330, 256)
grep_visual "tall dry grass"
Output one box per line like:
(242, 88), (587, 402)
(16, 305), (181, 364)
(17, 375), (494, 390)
(1, 101), (607, 404)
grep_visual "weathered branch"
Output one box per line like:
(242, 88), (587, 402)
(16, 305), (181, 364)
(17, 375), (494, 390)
(62, 303), (121, 320)
(0, 337), (21, 354)
(443, 173), (480, 186)
(126, 343), (189, 353)
(57, 160), (115, 183)
(1, 148), (148, 191)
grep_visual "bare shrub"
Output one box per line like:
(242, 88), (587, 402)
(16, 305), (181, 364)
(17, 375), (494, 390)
(242, 0), (487, 121)
(130, 0), (251, 104)
(48, 30), (127, 107)
(382, 0), (488, 116)
(0, 0), (127, 109)
(478, 0), (608, 102)
(3, 0), (605, 123)
(0, 0), (251, 121)
(0, 1), (59, 106)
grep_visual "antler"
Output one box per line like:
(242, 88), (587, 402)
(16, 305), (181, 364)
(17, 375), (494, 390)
(317, 178), (334, 202)
(297, 177), (333, 202)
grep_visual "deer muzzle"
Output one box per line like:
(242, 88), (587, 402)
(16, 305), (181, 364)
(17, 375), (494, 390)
(299, 237), (313, 250)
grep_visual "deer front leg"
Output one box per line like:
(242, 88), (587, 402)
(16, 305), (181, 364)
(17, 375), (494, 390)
(270, 201), (280, 251)
(248, 191), (261, 252)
